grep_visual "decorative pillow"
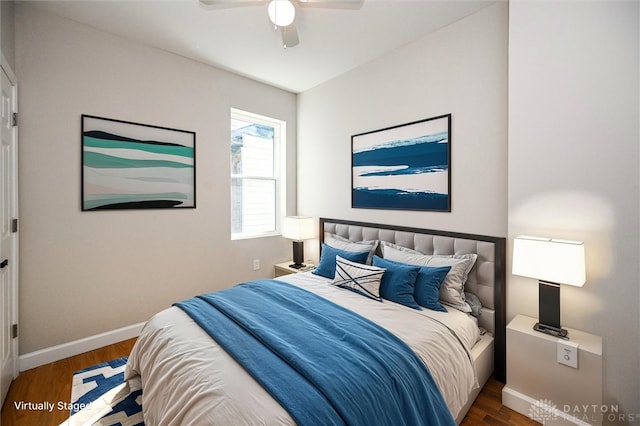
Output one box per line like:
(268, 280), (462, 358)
(332, 256), (385, 301)
(372, 256), (421, 310)
(324, 233), (378, 265)
(414, 265), (451, 312)
(464, 291), (483, 317)
(381, 242), (477, 313)
(313, 244), (370, 279)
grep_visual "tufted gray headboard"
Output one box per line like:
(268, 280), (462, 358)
(320, 217), (506, 383)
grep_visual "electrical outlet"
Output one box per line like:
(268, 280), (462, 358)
(557, 340), (579, 368)
(253, 259), (260, 271)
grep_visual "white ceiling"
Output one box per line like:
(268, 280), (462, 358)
(28, 0), (495, 93)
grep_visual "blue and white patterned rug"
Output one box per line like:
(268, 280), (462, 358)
(62, 357), (144, 426)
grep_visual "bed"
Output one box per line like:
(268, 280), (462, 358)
(125, 218), (506, 425)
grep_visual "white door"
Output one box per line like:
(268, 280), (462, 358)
(0, 63), (18, 406)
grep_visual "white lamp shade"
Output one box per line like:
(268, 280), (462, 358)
(512, 236), (586, 287)
(282, 216), (315, 241)
(267, 0), (296, 27)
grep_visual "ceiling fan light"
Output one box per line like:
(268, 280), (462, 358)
(267, 0), (296, 27)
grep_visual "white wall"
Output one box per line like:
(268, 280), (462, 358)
(508, 0), (639, 418)
(297, 2), (508, 261)
(15, 3), (296, 354)
(298, 0), (640, 417)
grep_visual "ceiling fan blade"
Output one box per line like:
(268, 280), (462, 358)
(280, 24), (300, 49)
(296, 0), (363, 9)
(199, 0), (265, 7)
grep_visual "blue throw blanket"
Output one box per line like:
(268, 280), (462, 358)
(175, 279), (456, 426)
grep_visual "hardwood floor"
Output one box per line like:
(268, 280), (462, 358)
(1, 339), (538, 425)
(1, 339), (137, 426)
(461, 379), (539, 426)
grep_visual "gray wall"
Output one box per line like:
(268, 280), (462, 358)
(298, 0), (640, 418)
(15, 3), (295, 354)
(297, 3), (509, 260)
(1, 0), (15, 70)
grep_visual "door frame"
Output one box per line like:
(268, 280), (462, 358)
(1, 52), (19, 385)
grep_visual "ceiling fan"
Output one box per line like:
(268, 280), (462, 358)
(199, 0), (363, 49)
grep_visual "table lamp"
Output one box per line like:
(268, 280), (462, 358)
(282, 216), (315, 269)
(512, 236), (586, 338)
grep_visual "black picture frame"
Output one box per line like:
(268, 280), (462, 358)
(351, 114), (451, 212)
(81, 115), (196, 211)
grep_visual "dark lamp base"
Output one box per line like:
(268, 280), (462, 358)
(291, 240), (304, 268)
(533, 322), (569, 339)
(288, 263), (307, 269)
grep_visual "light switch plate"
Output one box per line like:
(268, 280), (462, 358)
(557, 340), (579, 368)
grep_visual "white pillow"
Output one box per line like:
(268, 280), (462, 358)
(324, 233), (378, 264)
(332, 255), (385, 301)
(381, 242), (477, 313)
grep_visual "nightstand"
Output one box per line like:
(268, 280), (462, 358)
(503, 314), (603, 425)
(273, 261), (315, 278)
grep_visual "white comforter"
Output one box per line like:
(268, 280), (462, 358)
(125, 272), (480, 425)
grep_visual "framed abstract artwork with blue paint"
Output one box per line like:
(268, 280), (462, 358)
(81, 115), (196, 211)
(352, 114), (451, 212)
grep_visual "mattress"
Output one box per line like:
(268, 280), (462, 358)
(125, 272), (485, 425)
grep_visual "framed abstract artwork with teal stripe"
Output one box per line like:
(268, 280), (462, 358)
(352, 114), (451, 212)
(81, 115), (196, 211)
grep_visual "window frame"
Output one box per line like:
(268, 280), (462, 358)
(230, 108), (286, 241)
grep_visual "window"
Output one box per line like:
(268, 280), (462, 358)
(230, 109), (285, 240)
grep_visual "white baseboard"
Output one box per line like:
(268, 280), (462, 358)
(19, 322), (145, 372)
(502, 386), (596, 426)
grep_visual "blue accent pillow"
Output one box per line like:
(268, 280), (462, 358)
(414, 265), (452, 312)
(313, 244), (370, 279)
(373, 256), (421, 310)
